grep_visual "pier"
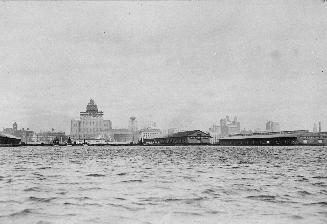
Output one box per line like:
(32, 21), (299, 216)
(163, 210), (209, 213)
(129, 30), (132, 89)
(219, 134), (298, 146)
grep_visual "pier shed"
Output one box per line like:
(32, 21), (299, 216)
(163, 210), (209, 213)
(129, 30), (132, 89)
(154, 130), (211, 145)
(0, 132), (21, 146)
(219, 134), (298, 146)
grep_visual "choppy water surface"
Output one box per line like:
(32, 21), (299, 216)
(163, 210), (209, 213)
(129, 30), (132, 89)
(0, 146), (326, 224)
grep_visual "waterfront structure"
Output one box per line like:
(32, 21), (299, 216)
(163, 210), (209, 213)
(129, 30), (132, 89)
(0, 132), (21, 146)
(139, 128), (161, 144)
(266, 121), (280, 132)
(281, 130), (327, 145)
(70, 99), (112, 140)
(111, 128), (134, 143)
(297, 132), (327, 145)
(208, 124), (221, 144)
(36, 129), (67, 144)
(219, 133), (298, 146)
(3, 122), (34, 143)
(154, 130), (211, 145)
(220, 130), (327, 146)
(220, 116), (240, 137)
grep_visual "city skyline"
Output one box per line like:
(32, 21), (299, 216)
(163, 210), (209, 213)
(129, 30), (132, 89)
(1, 1), (326, 133)
(2, 98), (325, 135)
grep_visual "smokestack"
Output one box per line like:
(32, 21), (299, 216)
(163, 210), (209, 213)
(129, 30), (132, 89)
(319, 121), (321, 133)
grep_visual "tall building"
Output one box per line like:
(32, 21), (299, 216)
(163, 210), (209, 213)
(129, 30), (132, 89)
(70, 99), (112, 140)
(220, 116), (240, 137)
(266, 121), (280, 132)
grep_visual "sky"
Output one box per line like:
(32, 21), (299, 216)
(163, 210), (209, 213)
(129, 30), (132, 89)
(0, 1), (326, 133)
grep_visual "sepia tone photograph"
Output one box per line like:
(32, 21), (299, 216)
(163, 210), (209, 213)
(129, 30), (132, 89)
(0, 0), (326, 224)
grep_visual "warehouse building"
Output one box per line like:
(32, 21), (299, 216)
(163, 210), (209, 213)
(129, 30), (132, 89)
(154, 130), (211, 145)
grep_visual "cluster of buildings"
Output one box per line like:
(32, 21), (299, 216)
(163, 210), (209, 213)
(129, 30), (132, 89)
(208, 116), (327, 146)
(2, 122), (67, 144)
(0, 98), (326, 146)
(68, 99), (211, 145)
(70, 99), (140, 144)
(208, 116), (241, 144)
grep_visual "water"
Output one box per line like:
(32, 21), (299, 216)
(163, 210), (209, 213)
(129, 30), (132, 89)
(0, 146), (326, 224)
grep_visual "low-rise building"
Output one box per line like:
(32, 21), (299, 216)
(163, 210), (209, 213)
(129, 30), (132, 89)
(0, 132), (21, 146)
(297, 132), (327, 145)
(154, 130), (211, 145)
(3, 122), (34, 143)
(111, 128), (137, 143)
(36, 129), (68, 144)
(139, 128), (161, 144)
(266, 121), (280, 132)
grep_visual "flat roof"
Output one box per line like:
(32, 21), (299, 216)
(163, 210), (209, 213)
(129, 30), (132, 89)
(0, 132), (21, 139)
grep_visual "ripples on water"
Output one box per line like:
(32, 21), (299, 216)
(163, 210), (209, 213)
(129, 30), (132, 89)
(0, 146), (326, 224)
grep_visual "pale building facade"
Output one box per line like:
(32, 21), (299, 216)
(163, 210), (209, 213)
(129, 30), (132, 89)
(266, 121), (280, 132)
(220, 116), (241, 137)
(208, 124), (221, 144)
(139, 128), (161, 142)
(70, 99), (112, 140)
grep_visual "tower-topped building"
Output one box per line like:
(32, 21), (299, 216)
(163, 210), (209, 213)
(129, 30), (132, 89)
(220, 115), (240, 137)
(71, 99), (112, 140)
(80, 99), (104, 118)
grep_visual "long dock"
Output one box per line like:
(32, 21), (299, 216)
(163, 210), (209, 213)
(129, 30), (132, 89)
(219, 134), (298, 146)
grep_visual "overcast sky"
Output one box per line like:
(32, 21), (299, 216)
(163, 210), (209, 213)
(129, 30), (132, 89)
(0, 1), (326, 133)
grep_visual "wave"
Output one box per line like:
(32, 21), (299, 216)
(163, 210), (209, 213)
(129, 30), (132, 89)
(107, 202), (144, 211)
(312, 176), (327, 179)
(24, 187), (42, 192)
(117, 172), (127, 176)
(37, 167), (52, 170)
(306, 202), (327, 206)
(164, 196), (207, 204)
(28, 196), (56, 203)
(246, 195), (276, 201)
(290, 215), (303, 220)
(9, 209), (33, 217)
(297, 190), (311, 196)
(35, 221), (53, 224)
(86, 174), (105, 177)
(174, 211), (202, 216)
(121, 179), (142, 183)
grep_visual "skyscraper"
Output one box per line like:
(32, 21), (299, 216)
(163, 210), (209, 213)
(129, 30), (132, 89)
(70, 99), (112, 140)
(220, 116), (240, 137)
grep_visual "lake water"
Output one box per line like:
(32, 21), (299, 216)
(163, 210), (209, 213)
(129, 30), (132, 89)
(0, 146), (326, 224)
